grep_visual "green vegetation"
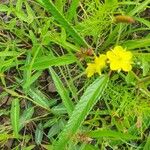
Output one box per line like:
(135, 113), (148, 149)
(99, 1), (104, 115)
(0, 0), (150, 149)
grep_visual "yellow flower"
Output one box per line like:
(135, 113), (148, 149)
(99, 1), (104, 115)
(107, 46), (133, 72)
(85, 54), (107, 77)
(85, 63), (96, 78)
(94, 54), (107, 74)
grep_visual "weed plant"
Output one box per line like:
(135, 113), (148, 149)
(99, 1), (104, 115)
(0, 0), (150, 149)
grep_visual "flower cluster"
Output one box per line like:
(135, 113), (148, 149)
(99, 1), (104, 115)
(85, 46), (133, 78)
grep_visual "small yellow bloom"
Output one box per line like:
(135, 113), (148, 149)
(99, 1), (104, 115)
(85, 54), (107, 77)
(107, 46), (132, 72)
(85, 63), (96, 78)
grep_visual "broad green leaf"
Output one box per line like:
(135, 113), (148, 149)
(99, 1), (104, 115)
(11, 98), (20, 138)
(87, 129), (139, 140)
(28, 88), (50, 110)
(49, 68), (74, 116)
(37, 0), (89, 47)
(54, 75), (109, 149)
(0, 4), (9, 12)
(35, 123), (43, 145)
(19, 107), (34, 131)
(33, 54), (76, 70)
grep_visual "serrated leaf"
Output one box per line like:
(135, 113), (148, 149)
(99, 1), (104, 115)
(49, 68), (74, 116)
(19, 107), (34, 131)
(35, 123), (43, 145)
(11, 98), (20, 138)
(54, 75), (109, 149)
(28, 88), (50, 110)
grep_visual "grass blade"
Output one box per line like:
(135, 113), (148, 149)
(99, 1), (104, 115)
(144, 136), (150, 150)
(87, 129), (139, 140)
(11, 98), (20, 138)
(66, 0), (80, 21)
(37, 0), (89, 47)
(32, 54), (76, 70)
(129, 0), (150, 16)
(122, 38), (150, 49)
(49, 68), (74, 116)
(54, 75), (109, 149)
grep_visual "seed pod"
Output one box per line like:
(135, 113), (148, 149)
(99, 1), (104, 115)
(76, 48), (94, 60)
(114, 15), (135, 24)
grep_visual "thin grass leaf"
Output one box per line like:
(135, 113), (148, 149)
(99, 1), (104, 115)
(33, 54), (76, 70)
(129, 0), (150, 16)
(11, 98), (20, 138)
(22, 145), (36, 150)
(135, 17), (150, 28)
(87, 129), (139, 140)
(66, 0), (80, 21)
(122, 38), (150, 49)
(37, 0), (89, 47)
(144, 136), (150, 150)
(54, 75), (109, 150)
(49, 68), (74, 116)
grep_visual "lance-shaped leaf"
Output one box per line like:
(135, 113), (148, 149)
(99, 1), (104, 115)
(54, 75), (109, 149)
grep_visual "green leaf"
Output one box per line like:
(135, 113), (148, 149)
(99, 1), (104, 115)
(54, 75), (109, 149)
(35, 123), (43, 145)
(0, 133), (12, 141)
(123, 38), (150, 49)
(22, 145), (36, 150)
(129, 0), (150, 16)
(144, 136), (150, 150)
(11, 98), (20, 138)
(19, 107), (34, 131)
(33, 54), (76, 70)
(66, 0), (80, 21)
(25, 2), (35, 24)
(28, 88), (51, 110)
(37, 0), (89, 47)
(41, 145), (53, 150)
(49, 68), (74, 116)
(87, 129), (139, 140)
(0, 4), (9, 12)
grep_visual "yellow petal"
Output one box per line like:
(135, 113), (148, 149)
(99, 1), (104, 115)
(85, 63), (96, 77)
(110, 61), (121, 70)
(107, 51), (117, 60)
(121, 63), (132, 72)
(123, 51), (133, 60)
